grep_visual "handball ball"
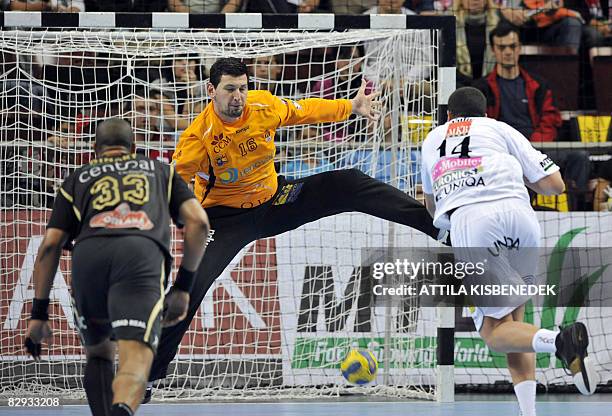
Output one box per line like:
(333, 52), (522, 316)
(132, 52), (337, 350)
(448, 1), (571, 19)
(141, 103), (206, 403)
(340, 349), (378, 385)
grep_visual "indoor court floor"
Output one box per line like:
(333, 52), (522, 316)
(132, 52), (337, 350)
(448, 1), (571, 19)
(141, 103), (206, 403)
(1, 394), (610, 416)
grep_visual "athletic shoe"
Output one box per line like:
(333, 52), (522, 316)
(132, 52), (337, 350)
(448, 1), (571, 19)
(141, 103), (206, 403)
(142, 383), (153, 404)
(555, 322), (598, 395)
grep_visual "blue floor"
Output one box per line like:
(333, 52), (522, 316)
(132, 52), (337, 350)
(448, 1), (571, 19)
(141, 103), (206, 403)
(2, 400), (611, 416)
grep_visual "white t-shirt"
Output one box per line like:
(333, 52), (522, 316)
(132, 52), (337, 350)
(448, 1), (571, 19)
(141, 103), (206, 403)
(421, 116), (559, 229)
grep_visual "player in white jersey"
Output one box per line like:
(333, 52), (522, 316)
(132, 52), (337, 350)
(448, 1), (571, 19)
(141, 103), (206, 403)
(421, 87), (597, 415)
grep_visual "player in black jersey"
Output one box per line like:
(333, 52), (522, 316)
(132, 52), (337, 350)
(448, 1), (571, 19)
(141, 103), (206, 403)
(24, 119), (210, 416)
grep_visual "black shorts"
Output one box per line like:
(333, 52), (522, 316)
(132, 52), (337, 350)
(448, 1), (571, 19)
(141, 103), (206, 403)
(71, 236), (166, 353)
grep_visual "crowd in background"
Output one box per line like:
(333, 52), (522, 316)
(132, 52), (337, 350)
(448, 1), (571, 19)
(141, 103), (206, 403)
(0, 0), (611, 211)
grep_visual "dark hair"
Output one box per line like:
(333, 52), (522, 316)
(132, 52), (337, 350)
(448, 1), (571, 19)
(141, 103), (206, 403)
(209, 58), (249, 87)
(489, 23), (521, 49)
(95, 118), (133, 152)
(448, 87), (487, 118)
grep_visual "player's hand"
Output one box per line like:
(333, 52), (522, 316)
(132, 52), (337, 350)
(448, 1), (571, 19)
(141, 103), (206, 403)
(24, 320), (52, 361)
(162, 288), (190, 327)
(351, 80), (381, 122)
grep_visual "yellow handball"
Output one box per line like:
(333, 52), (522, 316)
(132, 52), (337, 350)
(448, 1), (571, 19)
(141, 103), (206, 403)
(340, 349), (378, 385)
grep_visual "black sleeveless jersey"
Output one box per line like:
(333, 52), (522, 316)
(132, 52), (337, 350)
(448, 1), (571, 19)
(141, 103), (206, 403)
(47, 153), (194, 260)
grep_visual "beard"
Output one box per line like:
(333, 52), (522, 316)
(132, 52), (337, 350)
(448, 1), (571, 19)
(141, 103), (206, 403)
(224, 105), (243, 118)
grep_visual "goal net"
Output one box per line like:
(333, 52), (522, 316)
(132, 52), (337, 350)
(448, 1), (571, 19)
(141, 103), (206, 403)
(0, 19), (446, 401)
(1, 14), (610, 402)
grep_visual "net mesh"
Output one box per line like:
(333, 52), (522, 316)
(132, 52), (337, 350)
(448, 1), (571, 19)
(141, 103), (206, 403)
(2, 25), (610, 402)
(0, 27), (440, 400)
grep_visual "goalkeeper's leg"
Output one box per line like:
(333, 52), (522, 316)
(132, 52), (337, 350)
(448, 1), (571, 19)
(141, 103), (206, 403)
(257, 168), (440, 239)
(148, 208), (258, 383)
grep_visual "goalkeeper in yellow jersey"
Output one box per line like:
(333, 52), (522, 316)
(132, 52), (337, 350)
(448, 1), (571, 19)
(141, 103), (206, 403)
(145, 57), (444, 399)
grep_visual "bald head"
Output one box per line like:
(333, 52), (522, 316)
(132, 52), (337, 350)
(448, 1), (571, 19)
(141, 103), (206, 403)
(95, 118), (133, 154)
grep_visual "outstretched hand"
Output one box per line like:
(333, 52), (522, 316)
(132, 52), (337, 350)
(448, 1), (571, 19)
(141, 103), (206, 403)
(350, 80), (381, 122)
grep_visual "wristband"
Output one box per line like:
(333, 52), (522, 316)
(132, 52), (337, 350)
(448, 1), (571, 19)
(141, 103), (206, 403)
(173, 266), (195, 292)
(31, 298), (50, 321)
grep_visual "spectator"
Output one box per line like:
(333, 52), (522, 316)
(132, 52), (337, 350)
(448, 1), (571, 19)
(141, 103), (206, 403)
(565, 0), (612, 47)
(500, 0), (583, 50)
(42, 116), (88, 207)
(7, 0), (84, 11)
(451, 0), (501, 87)
(150, 56), (206, 134)
(310, 46), (373, 142)
(312, 46), (372, 101)
(473, 24), (562, 141)
(473, 24), (590, 210)
(132, 92), (166, 143)
(131, 92), (174, 163)
(251, 55), (284, 95)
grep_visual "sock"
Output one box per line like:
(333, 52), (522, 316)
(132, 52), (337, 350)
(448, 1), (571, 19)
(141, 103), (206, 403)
(83, 357), (114, 416)
(111, 403), (134, 416)
(514, 380), (537, 416)
(532, 329), (559, 353)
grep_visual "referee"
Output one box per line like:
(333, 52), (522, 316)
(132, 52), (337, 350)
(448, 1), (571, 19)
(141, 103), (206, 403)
(24, 119), (210, 416)
(145, 57), (445, 397)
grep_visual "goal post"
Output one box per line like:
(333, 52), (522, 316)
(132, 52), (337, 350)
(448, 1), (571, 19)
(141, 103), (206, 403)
(0, 12), (458, 401)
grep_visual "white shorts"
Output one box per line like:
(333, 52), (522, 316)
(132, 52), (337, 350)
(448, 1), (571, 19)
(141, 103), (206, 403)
(450, 198), (541, 331)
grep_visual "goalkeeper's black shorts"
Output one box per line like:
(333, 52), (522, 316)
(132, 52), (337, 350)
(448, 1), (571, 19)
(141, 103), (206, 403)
(71, 236), (166, 353)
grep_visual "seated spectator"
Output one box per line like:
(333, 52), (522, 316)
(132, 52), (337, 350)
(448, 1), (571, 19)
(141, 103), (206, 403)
(131, 92), (174, 162)
(251, 55), (286, 95)
(150, 56), (206, 134)
(565, 0), (611, 47)
(473, 24), (562, 141)
(132, 92), (166, 142)
(451, 0), (501, 87)
(7, 0), (84, 11)
(43, 116), (89, 207)
(310, 46), (373, 142)
(473, 23), (590, 210)
(500, 0), (583, 50)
